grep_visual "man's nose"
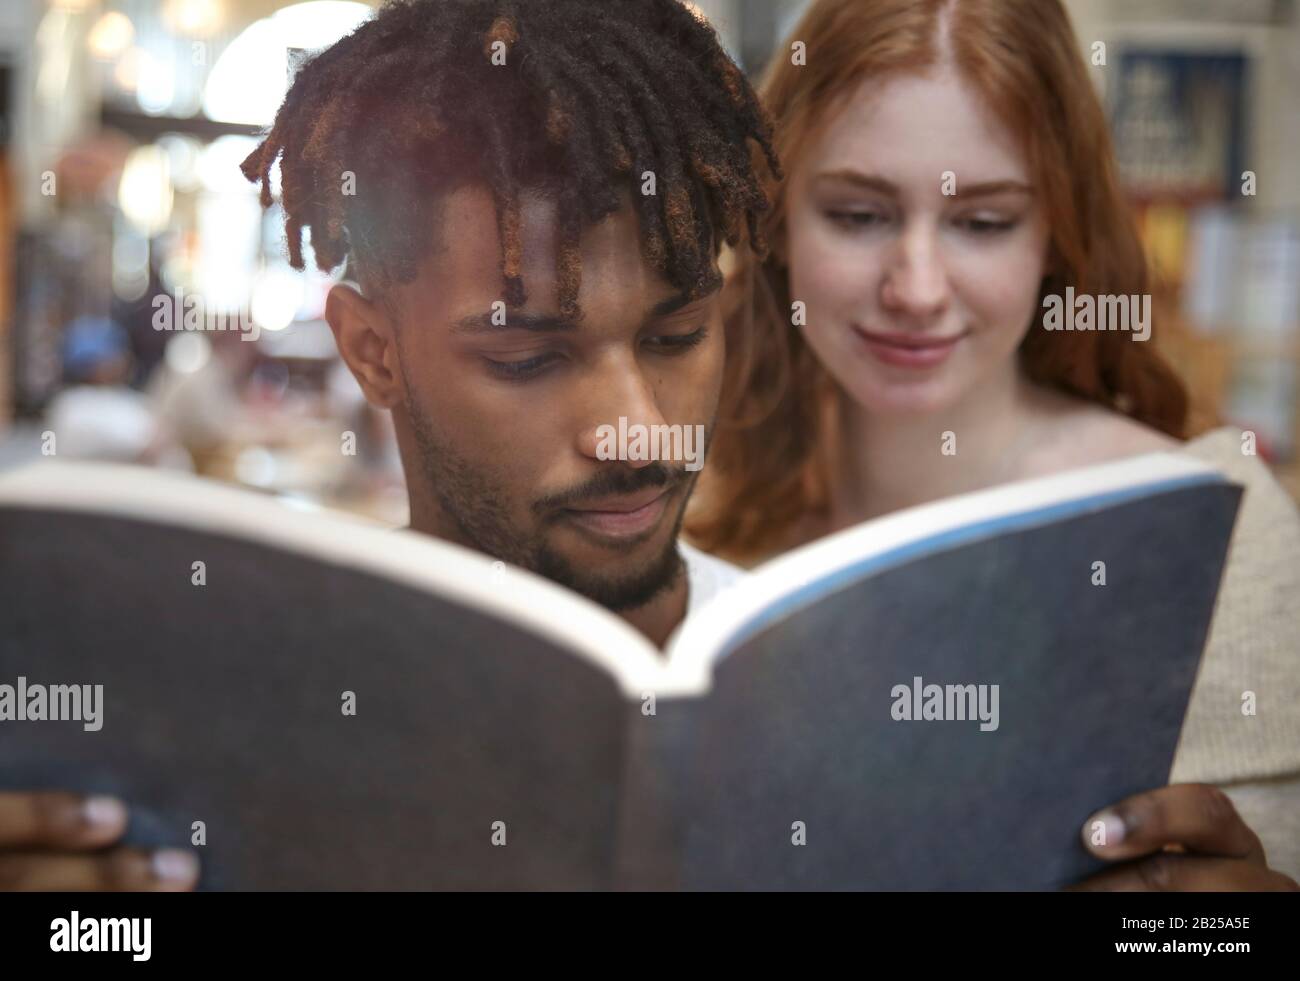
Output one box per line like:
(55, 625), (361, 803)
(575, 353), (668, 469)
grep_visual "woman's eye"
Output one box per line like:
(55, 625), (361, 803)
(645, 325), (709, 354)
(958, 216), (1017, 234)
(826, 210), (888, 230)
(484, 353), (558, 381)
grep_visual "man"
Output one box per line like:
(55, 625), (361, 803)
(247, 0), (781, 646)
(323, 180), (746, 646)
(1, 0), (1291, 892)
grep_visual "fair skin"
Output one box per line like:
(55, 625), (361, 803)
(786, 65), (1177, 529)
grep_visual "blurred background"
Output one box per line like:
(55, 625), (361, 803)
(0, 0), (1296, 520)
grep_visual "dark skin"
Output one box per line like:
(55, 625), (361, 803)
(3, 186), (1295, 892)
(327, 184), (725, 648)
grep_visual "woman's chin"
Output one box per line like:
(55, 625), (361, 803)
(841, 375), (967, 419)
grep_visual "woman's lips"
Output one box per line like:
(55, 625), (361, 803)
(852, 326), (969, 369)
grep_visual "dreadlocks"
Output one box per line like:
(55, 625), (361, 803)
(239, 0), (782, 320)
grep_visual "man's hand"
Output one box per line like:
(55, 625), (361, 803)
(0, 792), (200, 891)
(1073, 783), (1299, 891)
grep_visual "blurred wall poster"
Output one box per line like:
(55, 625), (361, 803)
(1111, 50), (1248, 200)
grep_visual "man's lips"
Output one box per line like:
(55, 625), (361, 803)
(852, 326), (970, 368)
(560, 486), (673, 539)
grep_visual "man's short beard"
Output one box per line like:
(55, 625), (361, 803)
(532, 515), (687, 612)
(403, 393), (691, 612)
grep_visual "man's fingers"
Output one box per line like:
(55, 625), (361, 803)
(0, 846), (200, 892)
(1072, 854), (1300, 892)
(0, 792), (128, 850)
(1081, 784), (1264, 863)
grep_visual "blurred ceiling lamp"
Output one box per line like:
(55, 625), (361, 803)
(161, 0), (224, 39)
(35, 7), (74, 106)
(156, 133), (203, 192)
(113, 47), (142, 91)
(116, 45), (183, 116)
(196, 133), (259, 193)
(135, 47), (177, 115)
(203, 1), (371, 126)
(87, 10), (135, 60)
(250, 267), (305, 333)
(118, 145), (174, 237)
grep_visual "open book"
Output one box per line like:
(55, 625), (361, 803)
(0, 454), (1240, 890)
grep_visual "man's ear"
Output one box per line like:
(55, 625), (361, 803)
(325, 283), (403, 409)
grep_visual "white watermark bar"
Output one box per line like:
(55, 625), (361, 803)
(0, 676), (104, 731)
(595, 417), (706, 471)
(151, 289), (260, 342)
(1042, 287), (1151, 342)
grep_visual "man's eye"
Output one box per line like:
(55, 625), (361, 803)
(645, 325), (709, 353)
(484, 353), (558, 381)
(826, 210), (888, 230)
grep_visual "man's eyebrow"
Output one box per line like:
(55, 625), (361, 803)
(450, 310), (579, 335)
(450, 274), (723, 334)
(650, 274), (723, 318)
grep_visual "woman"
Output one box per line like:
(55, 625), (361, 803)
(690, 0), (1300, 882)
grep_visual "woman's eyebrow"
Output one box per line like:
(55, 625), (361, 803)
(813, 169), (898, 194)
(952, 180), (1034, 198)
(812, 170), (1033, 198)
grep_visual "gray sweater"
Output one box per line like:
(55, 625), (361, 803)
(1171, 427), (1300, 879)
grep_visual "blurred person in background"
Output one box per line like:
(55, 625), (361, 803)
(44, 315), (186, 467)
(146, 326), (257, 473)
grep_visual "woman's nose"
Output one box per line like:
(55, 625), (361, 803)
(880, 228), (951, 320)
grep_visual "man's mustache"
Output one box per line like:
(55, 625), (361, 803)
(534, 462), (689, 514)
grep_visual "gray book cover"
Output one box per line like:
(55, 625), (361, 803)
(0, 458), (1240, 889)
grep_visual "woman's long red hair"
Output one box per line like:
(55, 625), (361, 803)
(688, 0), (1188, 562)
